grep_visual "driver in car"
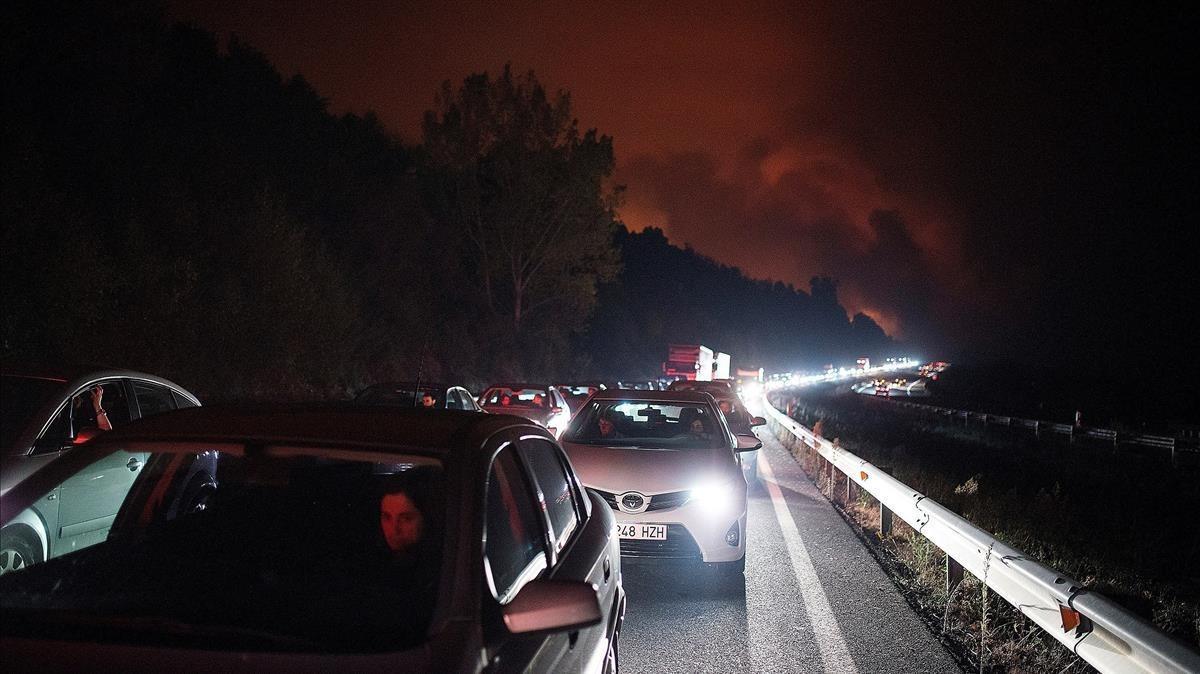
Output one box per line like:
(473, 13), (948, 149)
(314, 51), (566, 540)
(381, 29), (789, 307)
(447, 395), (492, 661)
(597, 410), (625, 440)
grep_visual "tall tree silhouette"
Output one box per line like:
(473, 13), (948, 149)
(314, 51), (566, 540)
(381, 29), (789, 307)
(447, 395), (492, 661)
(422, 66), (620, 337)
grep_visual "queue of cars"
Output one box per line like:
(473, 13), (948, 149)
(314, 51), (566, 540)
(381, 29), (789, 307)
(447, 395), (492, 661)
(0, 363), (766, 672)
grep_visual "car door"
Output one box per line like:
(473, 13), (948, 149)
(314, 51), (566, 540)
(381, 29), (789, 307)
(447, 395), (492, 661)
(482, 441), (562, 673)
(53, 380), (142, 557)
(518, 436), (618, 672)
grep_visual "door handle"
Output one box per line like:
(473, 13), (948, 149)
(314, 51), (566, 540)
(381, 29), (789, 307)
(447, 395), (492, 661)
(127, 458), (142, 472)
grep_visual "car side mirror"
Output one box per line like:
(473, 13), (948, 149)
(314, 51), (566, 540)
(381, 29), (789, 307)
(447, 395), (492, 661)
(736, 435), (762, 452)
(750, 416), (767, 427)
(503, 579), (602, 635)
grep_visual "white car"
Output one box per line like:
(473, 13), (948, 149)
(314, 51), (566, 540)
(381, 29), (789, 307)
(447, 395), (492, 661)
(477, 383), (573, 439)
(560, 389), (760, 574)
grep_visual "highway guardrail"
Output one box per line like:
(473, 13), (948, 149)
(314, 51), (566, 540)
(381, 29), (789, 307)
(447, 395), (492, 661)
(761, 396), (1200, 674)
(867, 398), (1189, 464)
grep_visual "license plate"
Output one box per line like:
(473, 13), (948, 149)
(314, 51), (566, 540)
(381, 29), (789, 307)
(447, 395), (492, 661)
(616, 523), (667, 540)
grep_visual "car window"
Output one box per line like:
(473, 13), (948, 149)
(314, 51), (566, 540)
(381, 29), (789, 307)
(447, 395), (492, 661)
(35, 404), (72, 449)
(0, 447), (445, 652)
(69, 381), (131, 437)
(133, 382), (177, 418)
(484, 446), (547, 602)
(461, 390), (479, 411)
(171, 390), (198, 408)
(519, 438), (579, 552)
(480, 387), (549, 409)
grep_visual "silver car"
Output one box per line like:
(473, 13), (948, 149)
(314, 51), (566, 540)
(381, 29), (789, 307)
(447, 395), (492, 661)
(561, 389), (760, 575)
(478, 383), (573, 439)
(1, 366), (202, 574)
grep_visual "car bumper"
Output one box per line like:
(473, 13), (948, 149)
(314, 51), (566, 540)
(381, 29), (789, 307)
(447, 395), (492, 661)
(610, 500), (747, 564)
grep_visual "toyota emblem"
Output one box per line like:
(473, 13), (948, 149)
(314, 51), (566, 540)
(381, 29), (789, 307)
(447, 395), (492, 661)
(618, 491), (647, 513)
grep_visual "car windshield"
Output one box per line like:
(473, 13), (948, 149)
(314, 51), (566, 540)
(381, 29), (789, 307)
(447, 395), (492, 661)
(356, 384), (446, 408)
(564, 400), (726, 449)
(481, 387), (548, 408)
(1, 376), (64, 451)
(0, 446), (445, 653)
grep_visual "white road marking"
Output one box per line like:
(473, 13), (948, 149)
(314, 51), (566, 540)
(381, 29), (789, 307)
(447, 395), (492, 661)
(759, 452), (859, 674)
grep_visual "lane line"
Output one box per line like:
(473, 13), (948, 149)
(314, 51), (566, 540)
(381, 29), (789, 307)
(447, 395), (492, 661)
(759, 450), (859, 674)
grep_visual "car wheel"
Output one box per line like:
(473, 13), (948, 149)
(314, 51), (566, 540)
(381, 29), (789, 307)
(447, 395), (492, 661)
(0, 528), (42, 576)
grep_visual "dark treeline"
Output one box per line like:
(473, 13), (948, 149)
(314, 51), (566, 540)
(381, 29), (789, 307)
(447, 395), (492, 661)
(581, 227), (893, 379)
(2, 1), (894, 401)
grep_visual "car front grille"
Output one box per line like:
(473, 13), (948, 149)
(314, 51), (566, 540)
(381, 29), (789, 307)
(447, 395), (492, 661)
(619, 524), (702, 560)
(594, 489), (690, 512)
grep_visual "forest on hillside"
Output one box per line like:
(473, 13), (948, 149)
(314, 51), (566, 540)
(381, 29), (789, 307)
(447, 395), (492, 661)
(2, 1), (895, 400)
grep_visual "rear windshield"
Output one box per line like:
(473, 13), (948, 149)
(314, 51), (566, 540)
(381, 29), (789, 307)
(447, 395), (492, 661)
(480, 387), (549, 408)
(0, 447), (445, 653)
(1, 375), (64, 451)
(564, 399), (726, 449)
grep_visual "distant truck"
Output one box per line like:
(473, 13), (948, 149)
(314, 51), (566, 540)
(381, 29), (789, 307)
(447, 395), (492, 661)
(663, 344), (714, 381)
(713, 352), (731, 380)
(734, 367), (765, 397)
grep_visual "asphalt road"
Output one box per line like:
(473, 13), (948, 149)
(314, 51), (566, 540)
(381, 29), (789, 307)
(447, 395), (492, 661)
(618, 431), (961, 673)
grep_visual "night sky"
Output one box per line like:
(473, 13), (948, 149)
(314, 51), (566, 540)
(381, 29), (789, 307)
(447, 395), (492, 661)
(168, 1), (1196, 367)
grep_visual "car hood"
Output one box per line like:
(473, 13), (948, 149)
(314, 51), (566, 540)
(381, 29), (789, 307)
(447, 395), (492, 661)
(561, 442), (736, 494)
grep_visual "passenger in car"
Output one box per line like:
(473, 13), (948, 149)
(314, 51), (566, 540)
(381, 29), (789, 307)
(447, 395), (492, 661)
(72, 385), (113, 436)
(597, 411), (625, 439)
(676, 408), (710, 440)
(420, 392), (437, 408)
(380, 484), (425, 558)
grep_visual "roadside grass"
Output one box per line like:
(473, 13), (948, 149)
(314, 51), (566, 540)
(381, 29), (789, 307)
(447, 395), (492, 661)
(770, 388), (1200, 671)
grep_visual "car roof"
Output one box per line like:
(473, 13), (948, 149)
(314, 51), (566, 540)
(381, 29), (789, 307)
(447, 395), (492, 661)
(586, 389), (715, 404)
(83, 404), (544, 456)
(669, 379), (733, 389)
(1, 362), (152, 382)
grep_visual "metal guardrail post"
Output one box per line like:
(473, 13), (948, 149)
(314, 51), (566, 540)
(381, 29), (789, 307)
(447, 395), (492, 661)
(946, 555), (965, 595)
(878, 464), (893, 536)
(827, 455), (837, 501)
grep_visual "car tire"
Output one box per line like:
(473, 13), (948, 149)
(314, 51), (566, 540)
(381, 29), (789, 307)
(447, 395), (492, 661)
(0, 527), (42, 576)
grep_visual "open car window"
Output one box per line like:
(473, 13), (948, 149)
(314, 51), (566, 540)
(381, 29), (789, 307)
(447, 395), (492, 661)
(0, 445), (445, 653)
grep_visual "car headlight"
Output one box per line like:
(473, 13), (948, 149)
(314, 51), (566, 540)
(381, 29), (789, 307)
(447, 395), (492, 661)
(689, 480), (738, 515)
